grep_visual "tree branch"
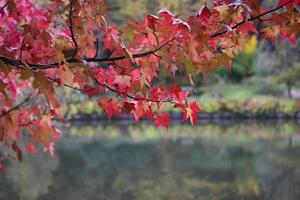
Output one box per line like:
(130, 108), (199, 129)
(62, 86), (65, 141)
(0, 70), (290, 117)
(93, 38), (99, 59)
(0, 38), (175, 70)
(210, 0), (293, 38)
(94, 79), (175, 103)
(1, 1), (8, 11)
(47, 75), (175, 104)
(0, 1), (293, 69)
(68, 0), (78, 59)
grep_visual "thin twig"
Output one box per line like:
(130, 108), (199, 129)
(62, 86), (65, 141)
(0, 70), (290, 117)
(153, 31), (159, 46)
(94, 78), (175, 103)
(0, 94), (31, 118)
(210, 0), (293, 38)
(47, 75), (174, 103)
(69, 0), (78, 59)
(19, 35), (28, 62)
(93, 38), (99, 59)
(46, 77), (94, 92)
(1, 1), (8, 11)
(153, 52), (162, 59)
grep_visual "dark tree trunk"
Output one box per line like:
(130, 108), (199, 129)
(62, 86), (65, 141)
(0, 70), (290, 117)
(288, 136), (293, 151)
(286, 82), (292, 99)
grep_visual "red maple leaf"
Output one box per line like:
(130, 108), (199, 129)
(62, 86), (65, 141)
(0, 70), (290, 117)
(155, 112), (172, 129)
(278, 0), (300, 7)
(26, 144), (37, 155)
(174, 102), (201, 125)
(98, 97), (122, 119)
(146, 14), (160, 30)
(183, 102), (201, 125)
(237, 21), (258, 35)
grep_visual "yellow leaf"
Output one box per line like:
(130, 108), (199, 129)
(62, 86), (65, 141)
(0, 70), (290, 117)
(184, 59), (195, 74)
(244, 36), (257, 55)
(215, 5), (230, 21)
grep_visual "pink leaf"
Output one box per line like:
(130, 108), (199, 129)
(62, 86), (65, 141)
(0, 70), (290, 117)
(26, 144), (37, 155)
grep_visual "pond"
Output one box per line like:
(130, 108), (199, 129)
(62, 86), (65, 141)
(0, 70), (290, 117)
(1, 121), (300, 200)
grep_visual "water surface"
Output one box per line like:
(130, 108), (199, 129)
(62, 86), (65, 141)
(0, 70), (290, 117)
(1, 121), (300, 200)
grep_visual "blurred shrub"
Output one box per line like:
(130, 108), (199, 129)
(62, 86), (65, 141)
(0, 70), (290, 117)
(201, 100), (223, 113)
(222, 100), (241, 113)
(243, 98), (277, 113)
(278, 100), (297, 114)
(64, 98), (300, 118)
(198, 98), (300, 115)
(217, 36), (257, 83)
(79, 102), (99, 114)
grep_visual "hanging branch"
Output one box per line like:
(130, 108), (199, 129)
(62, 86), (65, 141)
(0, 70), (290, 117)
(0, 1), (294, 69)
(46, 76), (175, 104)
(94, 79), (175, 104)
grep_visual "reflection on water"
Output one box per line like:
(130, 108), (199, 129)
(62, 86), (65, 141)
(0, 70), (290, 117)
(1, 122), (300, 200)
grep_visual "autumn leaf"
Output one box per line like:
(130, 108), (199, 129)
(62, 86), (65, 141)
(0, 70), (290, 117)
(183, 102), (201, 125)
(26, 144), (37, 155)
(58, 64), (75, 85)
(0, 0), (299, 168)
(155, 112), (172, 129)
(197, 3), (211, 21)
(123, 102), (135, 114)
(237, 21), (258, 35)
(98, 97), (122, 119)
(0, 80), (6, 96)
(158, 8), (175, 23)
(43, 143), (55, 158)
(7, 0), (16, 11)
(12, 141), (23, 162)
(132, 101), (146, 121)
(147, 14), (160, 30)
(278, 0), (300, 7)
(215, 4), (230, 21)
(262, 25), (280, 43)
(120, 40), (134, 63)
(173, 102), (201, 125)
(0, 160), (3, 173)
(20, 68), (33, 80)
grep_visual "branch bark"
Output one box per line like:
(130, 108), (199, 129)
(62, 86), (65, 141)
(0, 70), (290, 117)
(0, 38), (175, 70)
